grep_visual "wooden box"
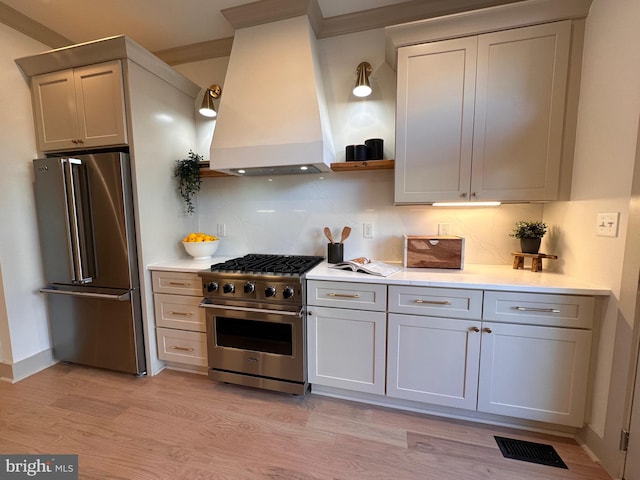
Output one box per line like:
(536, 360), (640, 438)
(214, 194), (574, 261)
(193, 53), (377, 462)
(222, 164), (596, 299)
(404, 236), (465, 269)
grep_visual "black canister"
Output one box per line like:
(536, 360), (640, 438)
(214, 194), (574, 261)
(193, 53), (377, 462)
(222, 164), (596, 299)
(327, 243), (344, 264)
(365, 138), (384, 160)
(354, 144), (368, 161)
(345, 145), (355, 161)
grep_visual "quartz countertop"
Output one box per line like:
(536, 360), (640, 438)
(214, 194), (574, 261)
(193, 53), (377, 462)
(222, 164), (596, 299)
(147, 256), (232, 273)
(306, 262), (610, 296)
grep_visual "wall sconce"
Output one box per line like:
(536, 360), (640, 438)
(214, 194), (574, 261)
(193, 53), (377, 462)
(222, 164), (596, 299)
(352, 62), (372, 98)
(199, 84), (222, 117)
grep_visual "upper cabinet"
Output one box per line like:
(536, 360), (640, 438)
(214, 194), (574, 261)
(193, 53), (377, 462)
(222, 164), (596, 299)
(394, 21), (571, 204)
(31, 60), (127, 152)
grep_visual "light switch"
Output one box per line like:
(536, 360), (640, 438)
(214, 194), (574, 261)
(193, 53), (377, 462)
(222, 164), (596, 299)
(596, 212), (619, 237)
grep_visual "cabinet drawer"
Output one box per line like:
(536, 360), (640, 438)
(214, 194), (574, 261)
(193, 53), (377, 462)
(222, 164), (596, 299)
(483, 291), (594, 329)
(152, 271), (202, 296)
(154, 294), (205, 332)
(307, 280), (387, 311)
(389, 286), (483, 320)
(156, 328), (207, 366)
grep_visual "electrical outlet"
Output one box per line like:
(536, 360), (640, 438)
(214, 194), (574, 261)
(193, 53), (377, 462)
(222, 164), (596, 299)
(438, 223), (450, 236)
(217, 223), (226, 237)
(596, 212), (619, 237)
(363, 223), (374, 238)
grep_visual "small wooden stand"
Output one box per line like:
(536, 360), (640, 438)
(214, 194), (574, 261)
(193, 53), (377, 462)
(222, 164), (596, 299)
(512, 252), (558, 272)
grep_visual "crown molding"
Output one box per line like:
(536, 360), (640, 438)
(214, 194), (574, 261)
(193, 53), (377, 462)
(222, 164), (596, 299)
(317, 0), (523, 39)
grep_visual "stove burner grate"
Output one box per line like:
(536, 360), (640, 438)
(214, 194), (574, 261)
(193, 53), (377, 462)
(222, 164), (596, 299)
(210, 254), (324, 276)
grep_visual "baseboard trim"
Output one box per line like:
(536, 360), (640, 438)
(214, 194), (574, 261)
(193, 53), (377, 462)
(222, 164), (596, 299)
(0, 349), (57, 383)
(310, 384), (578, 438)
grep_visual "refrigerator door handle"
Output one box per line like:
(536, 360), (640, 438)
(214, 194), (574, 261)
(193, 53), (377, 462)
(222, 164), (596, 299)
(39, 287), (131, 301)
(63, 158), (93, 284)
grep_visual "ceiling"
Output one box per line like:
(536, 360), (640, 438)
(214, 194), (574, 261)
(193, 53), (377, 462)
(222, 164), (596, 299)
(0, 0), (523, 63)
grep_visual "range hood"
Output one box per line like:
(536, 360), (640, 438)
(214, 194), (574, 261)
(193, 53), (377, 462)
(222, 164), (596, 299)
(209, 16), (335, 176)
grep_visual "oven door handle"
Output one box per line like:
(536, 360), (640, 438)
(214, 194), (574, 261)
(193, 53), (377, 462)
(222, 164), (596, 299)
(199, 301), (302, 317)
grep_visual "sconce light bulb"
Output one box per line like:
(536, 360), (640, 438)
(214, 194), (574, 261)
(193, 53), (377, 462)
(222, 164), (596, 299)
(199, 107), (217, 118)
(353, 85), (372, 97)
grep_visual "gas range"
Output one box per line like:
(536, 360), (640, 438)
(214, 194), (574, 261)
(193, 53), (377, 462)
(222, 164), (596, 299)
(199, 254), (324, 311)
(197, 254), (324, 394)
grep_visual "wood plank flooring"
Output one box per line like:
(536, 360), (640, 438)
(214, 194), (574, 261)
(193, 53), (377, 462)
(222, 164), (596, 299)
(0, 364), (612, 479)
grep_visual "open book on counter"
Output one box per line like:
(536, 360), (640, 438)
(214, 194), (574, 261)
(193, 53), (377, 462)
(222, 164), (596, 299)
(329, 257), (403, 277)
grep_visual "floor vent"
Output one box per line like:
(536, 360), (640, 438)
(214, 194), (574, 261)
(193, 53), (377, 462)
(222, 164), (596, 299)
(494, 436), (568, 469)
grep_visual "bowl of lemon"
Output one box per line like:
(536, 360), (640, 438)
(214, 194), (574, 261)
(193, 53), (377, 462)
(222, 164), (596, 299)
(182, 232), (219, 260)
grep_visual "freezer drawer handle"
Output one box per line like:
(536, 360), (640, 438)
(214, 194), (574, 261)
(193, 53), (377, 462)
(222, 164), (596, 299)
(327, 293), (360, 299)
(514, 306), (561, 313)
(415, 299), (451, 305)
(39, 288), (130, 301)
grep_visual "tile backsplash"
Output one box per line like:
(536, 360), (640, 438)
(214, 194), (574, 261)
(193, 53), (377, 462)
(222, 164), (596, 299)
(196, 170), (543, 265)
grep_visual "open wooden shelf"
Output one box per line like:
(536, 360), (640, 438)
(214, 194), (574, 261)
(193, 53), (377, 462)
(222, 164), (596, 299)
(198, 162), (232, 178)
(198, 159), (395, 177)
(330, 159), (394, 172)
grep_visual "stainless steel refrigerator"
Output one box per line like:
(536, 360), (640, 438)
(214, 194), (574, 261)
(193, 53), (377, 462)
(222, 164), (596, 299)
(33, 152), (146, 375)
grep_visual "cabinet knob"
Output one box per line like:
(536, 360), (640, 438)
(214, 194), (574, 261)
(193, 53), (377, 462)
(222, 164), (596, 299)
(471, 192), (478, 197)
(470, 326), (480, 332)
(307, 311), (313, 316)
(460, 192), (467, 198)
(483, 327), (493, 333)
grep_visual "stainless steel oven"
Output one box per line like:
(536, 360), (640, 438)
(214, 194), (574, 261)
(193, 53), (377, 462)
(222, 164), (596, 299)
(199, 254), (324, 395)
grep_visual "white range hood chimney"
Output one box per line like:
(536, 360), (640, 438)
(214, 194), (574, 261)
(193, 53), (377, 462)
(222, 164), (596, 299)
(210, 16), (335, 176)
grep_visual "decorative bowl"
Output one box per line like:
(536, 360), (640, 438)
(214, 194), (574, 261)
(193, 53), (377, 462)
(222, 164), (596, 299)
(182, 240), (219, 260)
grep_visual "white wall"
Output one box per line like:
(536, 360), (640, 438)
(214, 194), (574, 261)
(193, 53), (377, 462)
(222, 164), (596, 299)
(542, 0), (640, 476)
(173, 57), (229, 160)
(0, 24), (52, 373)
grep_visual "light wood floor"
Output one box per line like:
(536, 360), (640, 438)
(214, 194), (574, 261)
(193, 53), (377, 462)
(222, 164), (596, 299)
(0, 364), (612, 480)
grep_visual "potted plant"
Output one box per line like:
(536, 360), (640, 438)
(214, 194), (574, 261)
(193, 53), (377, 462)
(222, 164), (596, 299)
(174, 150), (203, 214)
(510, 220), (547, 254)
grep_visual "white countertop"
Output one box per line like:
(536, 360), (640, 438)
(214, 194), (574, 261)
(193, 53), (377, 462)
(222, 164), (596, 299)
(147, 258), (610, 296)
(307, 262), (611, 296)
(147, 256), (232, 273)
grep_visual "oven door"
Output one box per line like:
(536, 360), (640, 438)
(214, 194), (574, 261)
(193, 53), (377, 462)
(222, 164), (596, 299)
(201, 302), (305, 384)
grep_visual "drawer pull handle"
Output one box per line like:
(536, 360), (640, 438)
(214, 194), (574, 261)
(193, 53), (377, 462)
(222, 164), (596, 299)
(328, 293), (361, 299)
(170, 311), (193, 316)
(470, 326), (480, 332)
(514, 306), (561, 313)
(168, 282), (191, 286)
(171, 346), (194, 352)
(415, 299), (451, 305)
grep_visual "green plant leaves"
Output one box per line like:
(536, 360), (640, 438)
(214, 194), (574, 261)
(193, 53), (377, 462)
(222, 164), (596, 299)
(174, 150), (203, 214)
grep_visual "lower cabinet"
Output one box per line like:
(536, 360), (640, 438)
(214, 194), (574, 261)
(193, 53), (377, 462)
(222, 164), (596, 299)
(152, 270), (207, 367)
(308, 280), (597, 428)
(387, 313), (481, 410)
(306, 280), (387, 395)
(477, 321), (592, 427)
(307, 306), (387, 395)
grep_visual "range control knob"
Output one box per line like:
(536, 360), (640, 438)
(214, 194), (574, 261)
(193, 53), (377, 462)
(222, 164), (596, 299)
(244, 282), (255, 294)
(264, 286), (277, 298)
(223, 283), (235, 294)
(283, 286), (295, 299)
(206, 281), (219, 293)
